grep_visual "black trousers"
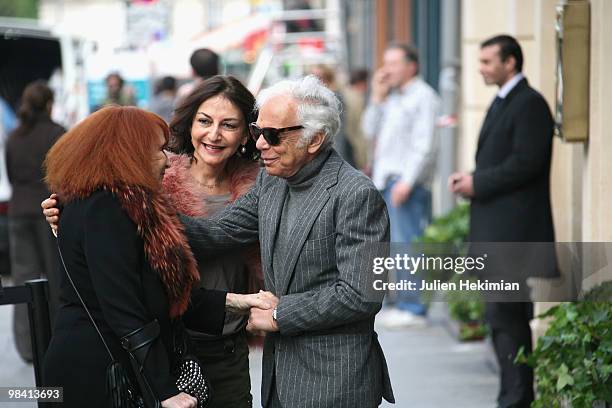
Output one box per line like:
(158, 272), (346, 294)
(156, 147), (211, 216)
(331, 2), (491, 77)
(486, 302), (534, 408)
(267, 383), (282, 408)
(191, 330), (252, 408)
(265, 369), (282, 408)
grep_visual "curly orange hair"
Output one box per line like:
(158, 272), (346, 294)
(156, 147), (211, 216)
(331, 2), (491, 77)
(45, 105), (169, 200)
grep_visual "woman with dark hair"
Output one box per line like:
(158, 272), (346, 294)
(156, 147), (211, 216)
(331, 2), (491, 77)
(6, 80), (65, 363)
(164, 75), (261, 408)
(42, 106), (269, 408)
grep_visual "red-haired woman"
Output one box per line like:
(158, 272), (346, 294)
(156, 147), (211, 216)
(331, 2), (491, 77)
(42, 106), (268, 408)
(42, 77), (264, 407)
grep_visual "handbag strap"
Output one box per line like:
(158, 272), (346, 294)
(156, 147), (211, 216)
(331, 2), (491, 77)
(56, 235), (163, 408)
(56, 238), (116, 363)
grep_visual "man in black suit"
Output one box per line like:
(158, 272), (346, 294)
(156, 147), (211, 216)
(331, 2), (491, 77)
(449, 35), (558, 408)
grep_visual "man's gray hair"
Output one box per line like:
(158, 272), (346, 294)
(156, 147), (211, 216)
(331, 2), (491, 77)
(256, 75), (341, 149)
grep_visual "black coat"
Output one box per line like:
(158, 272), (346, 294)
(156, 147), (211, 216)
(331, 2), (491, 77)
(470, 78), (558, 278)
(6, 117), (65, 217)
(42, 190), (226, 407)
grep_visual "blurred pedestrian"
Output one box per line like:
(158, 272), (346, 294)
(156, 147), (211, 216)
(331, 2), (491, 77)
(342, 68), (370, 171)
(0, 97), (17, 277)
(6, 80), (64, 362)
(310, 64), (355, 167)
(100, 72), (136, 107)
(362, 43), (439, 328)
(150, 75), (177, 123)
(176, 48), (220, 103)
(449, 35), (557, 408)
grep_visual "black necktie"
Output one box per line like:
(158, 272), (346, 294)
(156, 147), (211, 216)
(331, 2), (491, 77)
(489, 96), (504, 116)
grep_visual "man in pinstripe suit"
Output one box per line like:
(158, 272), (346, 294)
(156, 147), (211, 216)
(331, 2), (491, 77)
(181, 75), (395, 408)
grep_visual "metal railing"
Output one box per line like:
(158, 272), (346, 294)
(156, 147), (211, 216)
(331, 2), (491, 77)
(0, 278), (52, 393)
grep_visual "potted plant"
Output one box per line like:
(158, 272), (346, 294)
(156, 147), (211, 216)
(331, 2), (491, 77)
(416, 202), (488, 341)
(446, 274), (489, 341)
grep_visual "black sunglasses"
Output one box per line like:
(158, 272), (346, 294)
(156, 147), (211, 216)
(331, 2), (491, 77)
(249, 123), (304, 146)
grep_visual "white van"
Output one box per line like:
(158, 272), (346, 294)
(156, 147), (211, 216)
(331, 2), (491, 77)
(0, 18), (91, 276)
(0, 17), (91, 129)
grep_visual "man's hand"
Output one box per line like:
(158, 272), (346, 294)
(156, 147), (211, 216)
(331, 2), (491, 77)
(390, 180), (412, 207)
(371, 68), (391, 104)
(448, 172), (474, 198)
(225, 292), (273, 315)
(257, 290), (279, 308)
(246, 291), (280, 333)
(247, 307), (279, 333)
(41, 193), (60, 234)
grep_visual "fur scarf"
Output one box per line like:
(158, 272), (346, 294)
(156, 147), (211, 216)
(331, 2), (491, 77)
(60, 184), (200, 319)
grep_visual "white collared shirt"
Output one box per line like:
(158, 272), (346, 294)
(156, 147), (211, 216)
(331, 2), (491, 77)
(497, 72), (525, 99)
(361, 77), (440, 190)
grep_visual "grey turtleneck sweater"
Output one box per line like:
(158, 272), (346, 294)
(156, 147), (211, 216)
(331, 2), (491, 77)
(272, 149), (332, 282)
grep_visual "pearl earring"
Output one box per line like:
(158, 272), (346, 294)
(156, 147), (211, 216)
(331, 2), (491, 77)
(240, 145), (247, 154)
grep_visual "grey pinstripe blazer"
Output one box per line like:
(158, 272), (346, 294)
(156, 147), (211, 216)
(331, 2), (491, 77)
(182, 149), (395, 407)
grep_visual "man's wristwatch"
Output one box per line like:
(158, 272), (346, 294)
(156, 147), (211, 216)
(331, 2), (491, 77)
(272, 307), (278, 322)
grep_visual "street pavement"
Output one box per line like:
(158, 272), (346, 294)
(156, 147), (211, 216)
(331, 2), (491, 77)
(0, 287), (498, 408)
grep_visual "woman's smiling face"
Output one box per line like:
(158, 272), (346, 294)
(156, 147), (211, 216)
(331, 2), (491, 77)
(190, 94), (247, 167)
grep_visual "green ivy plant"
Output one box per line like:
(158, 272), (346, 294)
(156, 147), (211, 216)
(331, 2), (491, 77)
(516, 291), (612, 407)
(417, 202), (470, 246)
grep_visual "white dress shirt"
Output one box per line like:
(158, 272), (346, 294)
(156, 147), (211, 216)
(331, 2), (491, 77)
(362, 77), (440, 190)
(498, 72), (525, 99)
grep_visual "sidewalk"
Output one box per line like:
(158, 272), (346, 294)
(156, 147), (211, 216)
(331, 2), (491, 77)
(374, 303), (498, 408)
(0, 295), (497, 408)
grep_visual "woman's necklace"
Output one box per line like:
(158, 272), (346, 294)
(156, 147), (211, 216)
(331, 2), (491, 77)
(196, 178), (225, 190)
(190, 162), (227, 191)
(193, 171), (227, 190)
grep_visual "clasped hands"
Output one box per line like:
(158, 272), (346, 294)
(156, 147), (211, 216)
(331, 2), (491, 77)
(226, 291), (279, 334)
(42, 195), (280, 334)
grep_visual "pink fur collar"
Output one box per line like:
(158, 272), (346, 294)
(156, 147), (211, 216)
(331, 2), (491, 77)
(162, 154), (263, 284)
(162, 154), (259, 217)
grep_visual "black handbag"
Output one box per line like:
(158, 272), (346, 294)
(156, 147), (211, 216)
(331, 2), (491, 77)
(56, 240), (212, 408)
(172, 328), (212, 408)
(121, 319), (213, 408)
